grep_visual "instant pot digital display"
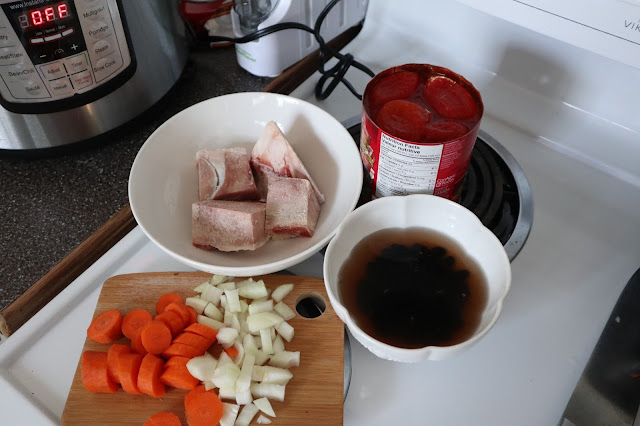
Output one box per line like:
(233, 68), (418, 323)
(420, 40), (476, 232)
(0, 0), (135, 114)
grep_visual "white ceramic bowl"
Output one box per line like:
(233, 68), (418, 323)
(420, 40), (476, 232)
(323, 194), (511, 362)
(129, 92), (363, 276)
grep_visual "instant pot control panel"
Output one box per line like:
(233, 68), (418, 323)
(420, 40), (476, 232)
(0, 0), (134, 113)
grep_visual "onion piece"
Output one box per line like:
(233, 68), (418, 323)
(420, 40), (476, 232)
(248, 299), (274, 315)
(201, 285), (224, 304)
(261, 366), (293, 385)
(203, 379), (215, 391)
(235, 387), (253, 405)
(193, 281), (211, 293)
(254, 350), (270, 366)
(212, 361), (241, 389)
(238, 280), (269, 299)
(220, 402), (240, 426)
(272, 335), (285, 354)
(225, 289), (242, 313)
(273, 301), (296, 321)
(236, 353), (255, 392)
(253, 397), (276, 417)
(218, 281), (237, 291)
(275, 321), (294, 342)
(219, 386), (236, 401)
(185, 297), (208, 314)
(197, 315), (224, 331)
(271, 284), (294, 303)
(204, 302), (223, 321)
(247, 312), (283, 333)
(250, 383), (285, 402)
(257, 414), (272, 424)
(217, 327), (239, 349)
(210, 274), (232, 285)
(186, 355), (217, 382)
(268, 351), (300, 368)
(260, 328), (274, 355)
(235, 402), (259, 426)
(251, 365), (264, 382)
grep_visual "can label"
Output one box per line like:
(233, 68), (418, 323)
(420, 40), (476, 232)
(360, 64), (483, 201)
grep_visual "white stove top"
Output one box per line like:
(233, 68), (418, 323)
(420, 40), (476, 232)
(1, 1), (640, 425)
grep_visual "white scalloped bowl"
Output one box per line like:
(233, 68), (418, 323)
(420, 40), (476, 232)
(129, 92), (362, 276)
(323, 194), (511, 362)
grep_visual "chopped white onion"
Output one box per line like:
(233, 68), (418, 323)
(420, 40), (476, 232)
(201, 284), (224, 304)
(193, 281), (211, 293)
(225, 289), (241, 313)
(186, 355), (217, 382)
(254, 350), (270, 366)
(272, 335), (285, 354)
(238, 280), (269, 299)
(204, 302), (223, 321)
(261, 366), (293, 385)
(250, 383), (285, 402)
(235, 402), (259, 426)
(203, 379), (216, 391)
(185, 296), (208, 314)
(212, 362), (241, 389)
(273, 301), (296, 321)
(268, 351), (300, 368)
(247, 312), (283, 333)
(197, 315), (224, 331)
(220, 402), (239, 426)
(251, 365), (264, 382)
(275, 321), (294, 342)
(216, 327), (239, 349)
(219, 386), (236, 401)
(210, 274), (232, 285)
(248, 299), (274, 315)
(260, 328), (274, 355)
(253, 397), (276, 417)
(218, 281), (237, 291)
(235, 387), (253, 405)
(271, 283), (294, 303)
(256, 414), (272, 424)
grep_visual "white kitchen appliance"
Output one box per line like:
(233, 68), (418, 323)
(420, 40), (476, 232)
(230, 0), (368, 77)
(1, 0), (640, 425)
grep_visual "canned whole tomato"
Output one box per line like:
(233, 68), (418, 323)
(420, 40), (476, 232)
(360, 64), (484, 201)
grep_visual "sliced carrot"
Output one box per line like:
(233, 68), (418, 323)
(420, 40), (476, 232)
(143, 411), (181, 426)
(164, 302), (190, 326)
(156, 293), (183, 315)
(81, 350), (118, 393)
(155, 310), (185, 337)
(185, 305), (197, 325)
(87, 309), (123, 344)
(164, 356), (191, 369)
(107, 344), (131, 384)
(183, 323), (218, 343)
(162, 342), (205, 359)
(122, 309), (153, 340)
(138, 353), (166, 398)
(117, 352), (143, 394)
(184, 385), (207, 412)
(131, 332), (149, 356)
(160, 365), (199, 390)
(173, 332), (212, 353)
(140, 320), (172, 355)
(185, 389), (224, 426)
(224, 347), (239, 358)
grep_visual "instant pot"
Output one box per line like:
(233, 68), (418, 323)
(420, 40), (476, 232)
(0, 0), (188, 150)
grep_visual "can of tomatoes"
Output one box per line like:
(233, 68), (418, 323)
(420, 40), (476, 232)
(360, 64), (484, 202)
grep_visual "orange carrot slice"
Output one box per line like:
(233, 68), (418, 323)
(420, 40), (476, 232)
(138, 353), (166, 398)
(184, 385), (207, 412)
(143, 411), (181, 426)
(224, 347), (239, 358)
(160, 365), (199, 390)
(117, 352), (143, 394)
(173, 332), (212, 353)
(185, 388), (224, 426)
(87, 309), (123, 344)
(122, 309), (153, 340)
(164, 302), (190, 327)
(185, 305), (198, 325)
(141, 321), (172, 355)
(156, 293), (183, 315)
(144, 411), (181, 426)
(164, 356), (191, 369)
(155, 311), (185, 337)
(183, 323), (218, 343)
(131, 332), (149, 356)
(162, 342), (204, 359)
(106, 344), (131, 384)
(81, 350), (118, 393)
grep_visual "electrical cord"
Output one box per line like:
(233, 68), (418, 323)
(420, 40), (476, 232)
(207, 0), (375, 100)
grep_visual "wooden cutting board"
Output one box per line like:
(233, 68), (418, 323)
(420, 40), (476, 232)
(62, 272), (344, 425)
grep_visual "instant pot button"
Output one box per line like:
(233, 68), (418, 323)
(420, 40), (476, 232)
(0, 30), (14, 47)
(91, 37), (113, 58)
(87, 21), (111, 41)
(24, 80), (45, 97)
(64, 53), (88, 74)
(7, 62), (37, 81)
(81, 2), (108, 21)
(70, 70), (93, 89)
(48, 77), (73, 96)
(39, 61), (66, 80)
(0, 47), (25, 66)
(92, 54), (122, 82)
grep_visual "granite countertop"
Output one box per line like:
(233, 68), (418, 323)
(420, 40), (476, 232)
(0, 46), (273, 312)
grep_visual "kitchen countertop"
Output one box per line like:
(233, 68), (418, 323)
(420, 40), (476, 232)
(0, 46), (272, 312)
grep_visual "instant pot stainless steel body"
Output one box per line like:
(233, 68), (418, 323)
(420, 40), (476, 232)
(0, 0), (188, 150)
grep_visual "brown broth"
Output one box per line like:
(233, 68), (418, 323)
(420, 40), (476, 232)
(338, 227), (488, 348)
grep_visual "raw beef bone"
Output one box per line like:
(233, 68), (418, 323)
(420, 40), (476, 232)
(192, 200), (268, 251)
(266, 177), (320, 239)
(251, 121), (325, 205)
(196, 147), (259, 201)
